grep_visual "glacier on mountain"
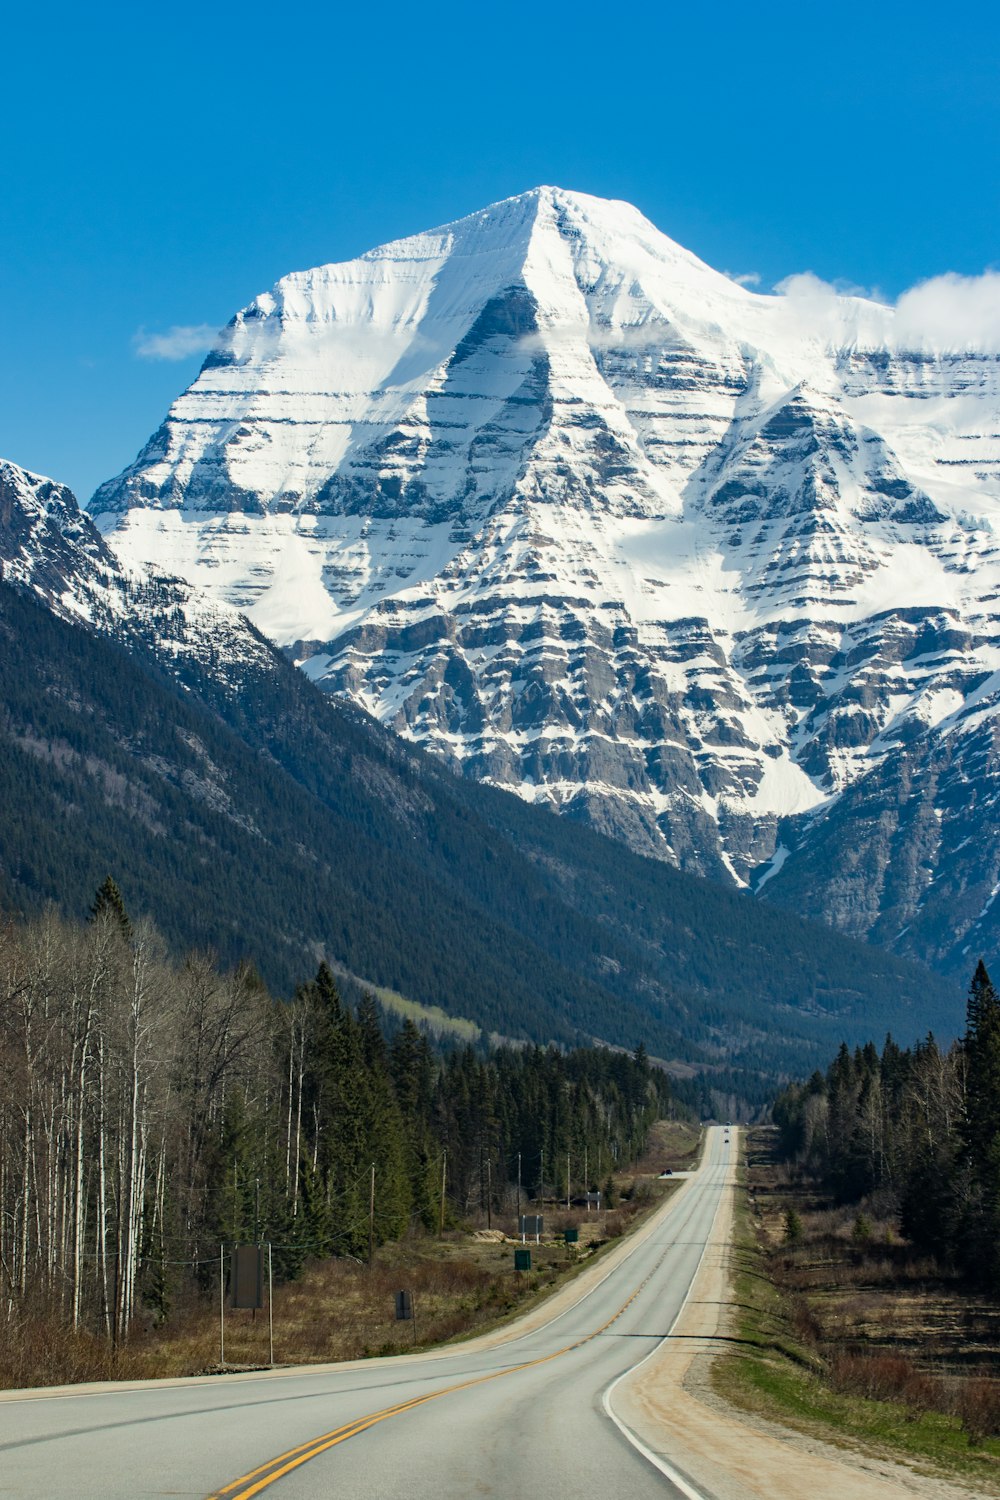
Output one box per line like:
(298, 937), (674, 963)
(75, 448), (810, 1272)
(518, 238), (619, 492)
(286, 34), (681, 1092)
(89, 187), (1000, 974)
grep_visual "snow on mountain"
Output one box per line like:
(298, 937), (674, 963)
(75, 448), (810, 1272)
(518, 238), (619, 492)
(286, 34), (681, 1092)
(89, 187), (1000, 973)
(0, 458), (277, 690)
(0, 459), (130, 623)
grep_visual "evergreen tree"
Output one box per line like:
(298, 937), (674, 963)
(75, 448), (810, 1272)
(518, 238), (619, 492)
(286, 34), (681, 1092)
(89, 875), (132, 939)
(959, 960), (1000, 1285)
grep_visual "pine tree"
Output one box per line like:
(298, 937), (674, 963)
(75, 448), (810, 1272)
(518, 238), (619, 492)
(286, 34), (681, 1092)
(959, 960), (1000, 1284)
(89, 875), (132, 939)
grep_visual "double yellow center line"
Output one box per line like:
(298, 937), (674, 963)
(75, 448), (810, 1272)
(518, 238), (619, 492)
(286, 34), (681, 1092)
(206, 1234), (668, 1500)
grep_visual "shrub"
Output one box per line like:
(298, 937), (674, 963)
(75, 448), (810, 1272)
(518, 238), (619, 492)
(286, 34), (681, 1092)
(784, 1208), (803, 1245)
(827, 1350), (947, 1417)
(851, 1212), (873, 1243)
(957, 1376), (1000, 1444)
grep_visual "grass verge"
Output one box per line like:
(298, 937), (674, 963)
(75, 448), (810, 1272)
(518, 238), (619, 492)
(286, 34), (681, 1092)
(712, 1139), (1000, 1493)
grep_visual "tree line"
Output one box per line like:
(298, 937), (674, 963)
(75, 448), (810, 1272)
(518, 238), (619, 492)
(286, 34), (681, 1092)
(0, 883), (670, 1342)
(772, 959), (1000, 1286)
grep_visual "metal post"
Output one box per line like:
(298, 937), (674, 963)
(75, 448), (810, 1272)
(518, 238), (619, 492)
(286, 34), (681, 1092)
(267, 1242), (274, 1368)
(439, 1148), (447, 1238)
(517, 1152), (521, 1220)
(368, 1163), (375, 1267)
(486, 1157), (492, 1230)
(584, 1148), (589, 1214)
(566, 1153), (570, 1211)
(219, 1244), (225, 1367)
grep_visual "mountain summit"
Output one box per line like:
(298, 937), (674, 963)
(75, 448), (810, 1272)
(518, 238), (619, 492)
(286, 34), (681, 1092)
(91, 189), (1000, 976)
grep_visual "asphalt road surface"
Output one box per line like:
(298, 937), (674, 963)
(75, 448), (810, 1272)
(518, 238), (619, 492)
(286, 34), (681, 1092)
(0, 1127), (733, 1499)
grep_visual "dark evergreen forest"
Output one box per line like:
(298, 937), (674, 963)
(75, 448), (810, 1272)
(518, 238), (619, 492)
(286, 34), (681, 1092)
(772, 960), (1000, 1287)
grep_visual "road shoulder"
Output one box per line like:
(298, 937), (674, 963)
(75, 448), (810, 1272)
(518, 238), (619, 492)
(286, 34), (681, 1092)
(611, 1137), (983, 1500)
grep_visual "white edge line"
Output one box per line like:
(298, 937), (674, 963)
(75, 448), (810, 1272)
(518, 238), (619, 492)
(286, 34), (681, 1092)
(601, 1130), (734, 1500)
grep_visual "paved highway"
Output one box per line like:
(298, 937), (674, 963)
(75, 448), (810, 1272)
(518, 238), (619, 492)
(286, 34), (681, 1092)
(0, 1127), (733, 1499)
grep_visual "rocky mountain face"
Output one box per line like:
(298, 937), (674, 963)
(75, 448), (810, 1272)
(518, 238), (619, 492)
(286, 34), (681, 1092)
(90, 188), (1000, 977)
(1, 457), (281, 691)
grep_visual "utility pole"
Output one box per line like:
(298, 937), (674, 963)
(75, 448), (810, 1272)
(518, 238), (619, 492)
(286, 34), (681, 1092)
(540, 1146), (544, 1204)
(566, 1152), (570, 1211)
(439, 1147), (447, 1238)
(219, 1245), (225, 1367)
(267, 1243), (274, 1368)
(368, 1163), (375, 1267)
(516, 1152), (522, 1219)
(486, 1157), (492, 1230)
(584, 1147), (589, 1213)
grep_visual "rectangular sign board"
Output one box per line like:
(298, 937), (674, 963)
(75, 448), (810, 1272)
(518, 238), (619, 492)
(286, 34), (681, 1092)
(518, 1215), (543, 1235)
(514, 1248), (532, 1271)
(230, 1245), (264, 1310)
(395, 1290), (413, 1321)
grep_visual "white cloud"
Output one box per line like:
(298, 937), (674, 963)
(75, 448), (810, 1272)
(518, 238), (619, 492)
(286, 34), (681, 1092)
(515, 319), (681, 356)
(774, 268), (1000, 353)
(726, 270), (761, 287)
(894, 271), (1000, 353)
(773, 271), (882, 304)
(133, 324), (220, 361)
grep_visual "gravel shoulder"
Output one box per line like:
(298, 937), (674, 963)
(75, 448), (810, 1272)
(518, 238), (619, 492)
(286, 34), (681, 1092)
(613, 1133), (984, 1500)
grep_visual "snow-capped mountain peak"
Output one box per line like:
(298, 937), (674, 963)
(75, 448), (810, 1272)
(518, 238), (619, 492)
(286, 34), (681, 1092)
(89, 190), (1000, 975)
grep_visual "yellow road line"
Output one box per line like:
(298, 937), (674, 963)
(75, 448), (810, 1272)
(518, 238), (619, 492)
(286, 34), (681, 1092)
(206, 1214), (685, 1499)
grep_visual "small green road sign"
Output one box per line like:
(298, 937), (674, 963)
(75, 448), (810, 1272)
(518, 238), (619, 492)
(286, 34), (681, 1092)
(514, 1248), (532, 1271)
(564, 1227), (579, 1244)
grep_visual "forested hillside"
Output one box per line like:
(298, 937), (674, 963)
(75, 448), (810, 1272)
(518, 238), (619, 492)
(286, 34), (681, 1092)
(0, 580), (959, 1081)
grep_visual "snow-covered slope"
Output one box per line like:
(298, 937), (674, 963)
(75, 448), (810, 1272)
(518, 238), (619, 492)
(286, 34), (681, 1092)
(0, 459), (277, 689)
(90, 188), (1000, 974)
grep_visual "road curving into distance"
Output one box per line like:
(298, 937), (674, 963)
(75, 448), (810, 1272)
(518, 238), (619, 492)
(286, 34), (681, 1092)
(1, 1126), (734, 1499)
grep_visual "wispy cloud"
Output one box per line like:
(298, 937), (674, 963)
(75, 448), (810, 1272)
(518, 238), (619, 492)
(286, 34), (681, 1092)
(774, 268), (1000, 352)
(133, 324), (220, 361)
(516, 319), (680, 355)
(725, 271), (761, 287)
(895, 270), (1000, 352)
(773, 271), (883, 303)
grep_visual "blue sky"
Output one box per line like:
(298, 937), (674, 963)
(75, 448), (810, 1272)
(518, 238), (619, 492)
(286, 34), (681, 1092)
(2, 0), (997, 502)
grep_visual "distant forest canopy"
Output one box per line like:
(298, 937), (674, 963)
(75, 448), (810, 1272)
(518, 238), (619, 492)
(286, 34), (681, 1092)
(772, 959), (1000, 1287)
(0, 886), (671, 1343)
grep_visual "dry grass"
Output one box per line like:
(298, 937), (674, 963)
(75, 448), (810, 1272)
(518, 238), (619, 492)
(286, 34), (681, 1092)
(740, 1127), (1000, 1456)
